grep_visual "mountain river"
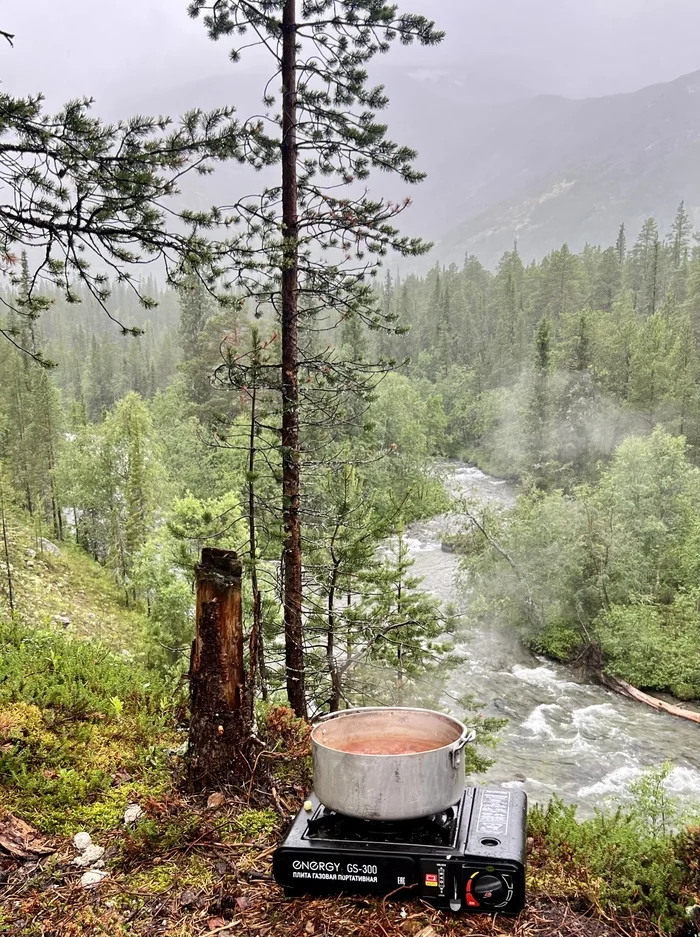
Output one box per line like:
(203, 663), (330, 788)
(406, 462), (700, 816)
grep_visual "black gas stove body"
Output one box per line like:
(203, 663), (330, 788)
(273, 788), (526, 914)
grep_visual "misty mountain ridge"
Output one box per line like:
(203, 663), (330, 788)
(432, 68), (700, 267)
(133, 64), (700, 270)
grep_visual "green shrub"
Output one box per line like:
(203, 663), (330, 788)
(0, 619), (176, 833)
(596, 599), (700, 698)
(530, 619), (582, 661)
(529, 764), (696, 931)
(0, 617), (164, 716)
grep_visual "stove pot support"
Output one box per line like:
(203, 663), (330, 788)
(311, 708), (476, 821)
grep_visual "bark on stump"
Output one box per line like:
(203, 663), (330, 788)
(188, 548), (248, 792)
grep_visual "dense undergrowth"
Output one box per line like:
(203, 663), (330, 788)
(529, 778), (700, 931)
(0, 616), (177, 834)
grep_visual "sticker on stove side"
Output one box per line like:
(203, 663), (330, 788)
(476, 792), (510, 837)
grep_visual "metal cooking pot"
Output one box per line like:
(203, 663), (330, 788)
(311, 707), (476, 821)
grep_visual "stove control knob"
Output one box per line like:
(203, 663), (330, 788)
(472, 874), (507, 906)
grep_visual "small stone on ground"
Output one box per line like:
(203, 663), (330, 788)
(80, 869), (108, 888)
(72, 832), (92, 851)
(72, 844), (105, 868)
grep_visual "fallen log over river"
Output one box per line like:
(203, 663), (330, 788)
(601, 673), (700, 725)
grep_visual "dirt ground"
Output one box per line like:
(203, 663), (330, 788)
(0, 824), (662, 937)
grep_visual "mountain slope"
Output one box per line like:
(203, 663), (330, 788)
(0, 505), (145, 651)
(433, 70), (700, 266)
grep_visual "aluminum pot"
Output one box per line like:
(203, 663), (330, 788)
(311, 707), (475, 821)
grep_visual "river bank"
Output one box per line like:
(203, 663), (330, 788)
(406, 462), (700, 816)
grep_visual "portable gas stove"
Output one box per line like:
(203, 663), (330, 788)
(273, 788), (526, 913)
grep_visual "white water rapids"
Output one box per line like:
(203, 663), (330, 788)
(406, 463), (700, 816)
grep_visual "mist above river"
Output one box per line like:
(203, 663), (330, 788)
(406, 463), (700, 817)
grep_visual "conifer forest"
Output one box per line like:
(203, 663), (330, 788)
(2, 4), (700, 937)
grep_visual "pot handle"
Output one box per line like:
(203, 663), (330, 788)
(450, 728), (476, 769)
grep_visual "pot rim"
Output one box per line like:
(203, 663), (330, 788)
(311, 706), (471, 758)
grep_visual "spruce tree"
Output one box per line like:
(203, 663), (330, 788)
(616, 223), (627, 264)
(593, 247), (622, 312)
(525, 318), (555, 491)
(670, 201), (693, 269)
(538, 244), (581, 321)
(26, 369), (65, 540)
(494, 246), (525, 379)
(178, 275), (218, 409)
(629, 218), (660, 313)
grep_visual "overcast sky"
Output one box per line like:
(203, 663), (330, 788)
(3, 0), (700, 109)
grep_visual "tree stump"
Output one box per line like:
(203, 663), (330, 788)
(187, 548), (248, 792)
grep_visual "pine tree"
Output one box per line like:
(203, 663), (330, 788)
(348, 530), (454, 706)
(190, 0), (444, 717)
(304, 462), (382, 711)
(0, 89), (256, 361)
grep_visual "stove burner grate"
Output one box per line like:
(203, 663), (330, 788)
(303, 803), (461, 848)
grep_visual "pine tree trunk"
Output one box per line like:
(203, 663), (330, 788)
(188, 548), (249, 792)
(281, 0), (307, 719)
